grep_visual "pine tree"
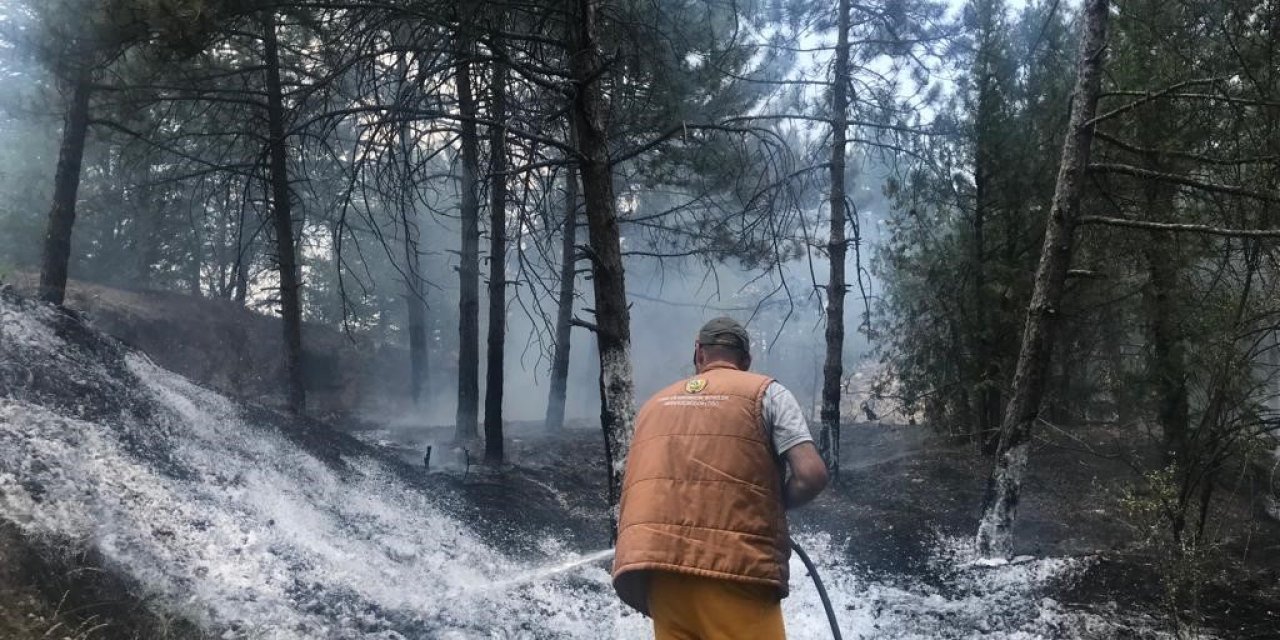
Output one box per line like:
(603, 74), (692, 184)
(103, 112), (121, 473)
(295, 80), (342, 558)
(977, 0), (1111, 558)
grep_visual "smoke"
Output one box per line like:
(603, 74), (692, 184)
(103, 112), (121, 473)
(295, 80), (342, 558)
(0, 37), (897, 432)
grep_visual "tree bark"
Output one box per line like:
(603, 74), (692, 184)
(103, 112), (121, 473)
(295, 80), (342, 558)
(234, 179), (263, 306)
(819, 0), (851, 480)
(973, 33), (1002, 455)
(976, 0), (1110, 558)
(38, 63), (93, 306)
(567, 0), (638, 513)
(394, 43), (429, 407)
(973, 138), (994, 451)
(403, 172), (429, 407)
(1138, 167), (1189, 464)
(545, 162), (579, 431)
(132, 167), (161, 289)
(454, 22), (482, 442)
(483, 48), (509, 464)
(1145, 237), (1188, 463)
(263, 10), (306, 415)
(233, 202), (252, 305)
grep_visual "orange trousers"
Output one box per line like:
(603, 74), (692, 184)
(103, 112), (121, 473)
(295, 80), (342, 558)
(648, 571), (786, 640)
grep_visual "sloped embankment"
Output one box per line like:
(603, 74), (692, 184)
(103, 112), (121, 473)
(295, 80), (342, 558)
(0, 287), (1169, 638)
(0, 288), (638, 637)
(6, 273), (420, 417)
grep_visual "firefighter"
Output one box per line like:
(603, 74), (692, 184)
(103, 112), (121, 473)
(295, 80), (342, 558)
(613, 317), (830, 639)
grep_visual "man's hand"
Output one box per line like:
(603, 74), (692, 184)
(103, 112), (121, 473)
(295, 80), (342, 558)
(783, 442), (829, 509)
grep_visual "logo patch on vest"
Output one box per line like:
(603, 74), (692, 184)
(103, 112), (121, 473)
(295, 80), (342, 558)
(684, 378), (708, 394)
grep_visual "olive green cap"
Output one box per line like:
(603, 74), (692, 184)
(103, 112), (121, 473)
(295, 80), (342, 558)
(697, 316), (751, 355)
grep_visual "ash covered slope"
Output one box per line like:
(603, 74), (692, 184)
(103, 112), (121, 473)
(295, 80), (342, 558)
(0, 289), (639, 637)
(0, 288), (1157, 639)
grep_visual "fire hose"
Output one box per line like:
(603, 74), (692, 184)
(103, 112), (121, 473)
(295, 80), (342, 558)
(792, 540), (843, 640)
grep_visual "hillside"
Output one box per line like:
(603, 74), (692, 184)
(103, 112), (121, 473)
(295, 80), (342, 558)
(5, 273), (421, 418)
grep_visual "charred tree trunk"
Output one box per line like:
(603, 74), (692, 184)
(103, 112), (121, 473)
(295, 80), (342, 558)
(187, 230), (204, 296)
(403, 222), (429, 407)
(403, 195), (429, 407)
(454, 24), (482, 442)
(38, 63), (93, 306)
(263, 10), (306, 415)
(483, 50), (509, 464)
(819, 0), (851, 480)
(971, 0), (1007, 456)
(567, 0), (638, 513)
(545, 163), (579, 431)
(133, 169), (161, 289)
(976, 0), (1110, 558)
(1142, 223), (1188, 465)
(974, 112), (1002, 455)
(233, 202), (252, 306)
(395, 46), (429, 407)
(234, 178), (266, 306)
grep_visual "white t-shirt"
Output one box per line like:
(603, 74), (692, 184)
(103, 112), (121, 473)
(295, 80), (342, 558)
(761, 382), (815, 456)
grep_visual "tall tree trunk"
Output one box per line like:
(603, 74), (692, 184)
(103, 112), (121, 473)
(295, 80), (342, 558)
(974, 163), (1002, 453)
(263, 10), (306, 415)
(187, 229), (204, 296)
(233, 202), (252, 306)
(454, 24), (482, 442)
(1142, 223), (1187, 465)
(974, 93), (1001, 454)
(234, 178), (261, 306)
(133, 167), (161, 289)
(567, 0), (638, 514)
(545, 163), (579, 431)
(819, 0), (851, 480)
(395, 45), (429, 407)
(483, 50), (509, 464)
(976, 0), (1110, 558)
(38, 63), (93, 306)
(969, 0), (1010, 455)
(403, 194), (428, 407)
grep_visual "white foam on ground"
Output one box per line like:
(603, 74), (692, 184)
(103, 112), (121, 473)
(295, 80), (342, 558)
(779, 532), (1164, 640)
(0, 293), (64, 355)
(1, 351), (647, 638)
(0, 296), (1164, 638)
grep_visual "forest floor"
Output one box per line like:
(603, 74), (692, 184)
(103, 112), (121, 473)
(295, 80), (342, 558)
(3, 279), (1279, 637)
(355, 418), (1280, 638)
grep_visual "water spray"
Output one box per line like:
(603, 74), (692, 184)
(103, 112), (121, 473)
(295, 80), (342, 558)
(474, 542), (842, 640)
(466, 548), (617, 594)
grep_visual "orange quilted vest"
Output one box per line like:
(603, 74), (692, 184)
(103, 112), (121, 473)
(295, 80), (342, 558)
(612, 363), (790, 614)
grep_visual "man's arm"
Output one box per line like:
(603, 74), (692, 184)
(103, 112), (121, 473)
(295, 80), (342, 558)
(761, 382), (830, 508)
(783, 441), (829, 509)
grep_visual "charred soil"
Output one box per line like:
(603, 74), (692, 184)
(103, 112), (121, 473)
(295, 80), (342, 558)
(367, 419), (1280, 638)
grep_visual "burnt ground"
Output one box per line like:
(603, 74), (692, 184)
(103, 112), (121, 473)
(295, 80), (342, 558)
(4, 282), (1278, 638)
(4, 387), (1278, 638)
(350, 418), (1280, 638)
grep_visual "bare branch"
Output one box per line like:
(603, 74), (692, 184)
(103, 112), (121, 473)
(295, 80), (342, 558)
(1088, 162), (1280, 202)
(1088, 77), (1224, 125)
(1078, 215), (1280, 237)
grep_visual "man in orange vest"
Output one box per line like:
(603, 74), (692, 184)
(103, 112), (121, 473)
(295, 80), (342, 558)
(612, 317), (830, 639)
